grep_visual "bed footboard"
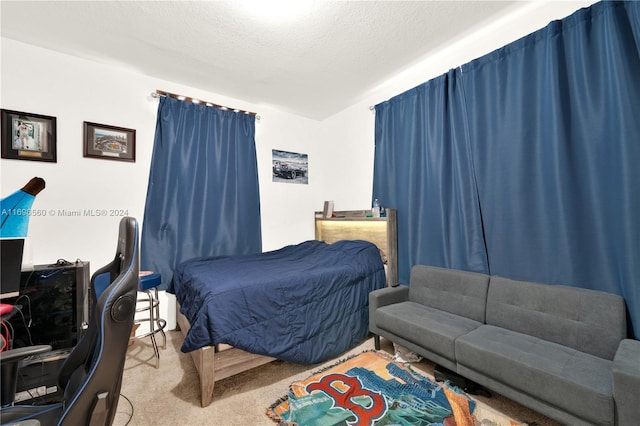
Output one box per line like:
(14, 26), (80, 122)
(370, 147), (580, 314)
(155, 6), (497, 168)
(176, 303), (275, 407)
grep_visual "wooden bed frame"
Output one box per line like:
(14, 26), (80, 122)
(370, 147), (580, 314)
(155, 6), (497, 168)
(176, 209), (398, 407)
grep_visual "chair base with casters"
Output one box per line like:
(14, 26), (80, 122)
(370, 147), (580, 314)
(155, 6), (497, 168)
(130, 271), (166, 368)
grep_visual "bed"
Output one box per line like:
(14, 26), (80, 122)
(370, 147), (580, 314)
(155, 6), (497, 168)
(171, 209), (398, 407)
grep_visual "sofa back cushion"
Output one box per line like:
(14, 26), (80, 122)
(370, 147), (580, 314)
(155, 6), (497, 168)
(408, 265), (490, 323)
(486, 276), (627, 360)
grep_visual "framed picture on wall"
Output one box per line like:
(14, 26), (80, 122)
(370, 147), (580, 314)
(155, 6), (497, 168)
(1, 109), (57, 162)
(272, 149), (308, 184)
(83, 121), (136, 162)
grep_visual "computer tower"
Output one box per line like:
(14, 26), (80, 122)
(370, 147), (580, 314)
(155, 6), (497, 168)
(4, 261), (90, 405)
(9, 261), (90, 350)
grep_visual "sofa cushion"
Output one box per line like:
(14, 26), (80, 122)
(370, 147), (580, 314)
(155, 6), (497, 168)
(375, 301), (482, 363)
(408, 265), (490, 323)
(456, 325), (614, 426)
(486, 276), (626, 360)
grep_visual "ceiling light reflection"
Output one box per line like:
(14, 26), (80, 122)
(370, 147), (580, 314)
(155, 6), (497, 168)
(238, 0), (314, 22)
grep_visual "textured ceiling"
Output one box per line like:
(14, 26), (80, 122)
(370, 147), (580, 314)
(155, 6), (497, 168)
(1, 1), (523, 120)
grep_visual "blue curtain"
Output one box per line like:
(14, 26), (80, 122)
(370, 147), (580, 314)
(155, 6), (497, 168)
(373, 1), (640, 338)
(374, 71), (488, 281)
(141, 96), (262, 289)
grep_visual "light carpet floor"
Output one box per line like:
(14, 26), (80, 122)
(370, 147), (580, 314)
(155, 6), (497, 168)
(116, 330), (562, 426)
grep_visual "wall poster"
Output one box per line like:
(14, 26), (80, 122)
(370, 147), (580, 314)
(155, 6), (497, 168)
(272, 149), (308, 184)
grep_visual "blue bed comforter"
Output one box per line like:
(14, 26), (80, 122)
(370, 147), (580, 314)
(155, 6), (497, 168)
(169, 240), (386, 364)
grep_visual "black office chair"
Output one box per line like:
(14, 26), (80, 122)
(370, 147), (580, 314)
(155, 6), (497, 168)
(0, 216), (140, 426)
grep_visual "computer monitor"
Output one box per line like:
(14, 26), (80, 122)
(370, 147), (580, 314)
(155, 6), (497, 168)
(1, 238), (24, 298)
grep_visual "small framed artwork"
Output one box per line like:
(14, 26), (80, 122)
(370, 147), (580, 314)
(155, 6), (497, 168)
(83, 121), (136, 162)
(272, 149), (308, 184)
(1, 109), (57, 162)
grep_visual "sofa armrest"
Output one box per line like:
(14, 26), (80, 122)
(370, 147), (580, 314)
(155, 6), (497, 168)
(613, 338), (640, 425)
(369, 285), (410, 349)
(369, 286), (409, 323)
(369, 285), (410, 311)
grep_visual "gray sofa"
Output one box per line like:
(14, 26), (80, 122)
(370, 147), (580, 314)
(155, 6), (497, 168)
(369, 265), (640, 426)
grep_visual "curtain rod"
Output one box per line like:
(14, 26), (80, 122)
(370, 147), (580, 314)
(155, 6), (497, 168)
(151, 90), (260, 120)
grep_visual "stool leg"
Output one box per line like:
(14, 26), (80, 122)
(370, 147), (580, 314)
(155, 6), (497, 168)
(153, 287), (166, 350)
(150, 333), (160, 369)
(145, 290), (161, 369)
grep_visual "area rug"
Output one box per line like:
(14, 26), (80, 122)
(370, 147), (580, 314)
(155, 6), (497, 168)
(267, 350), (523, 426)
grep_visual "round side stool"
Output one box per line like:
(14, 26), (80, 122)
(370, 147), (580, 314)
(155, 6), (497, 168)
(131, 271), (166, 368)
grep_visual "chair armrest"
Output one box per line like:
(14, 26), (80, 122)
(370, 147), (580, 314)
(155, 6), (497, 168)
(612, 338), (640, 425)
(1, 345), (52, 407)
(0, 344), (52, 364)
